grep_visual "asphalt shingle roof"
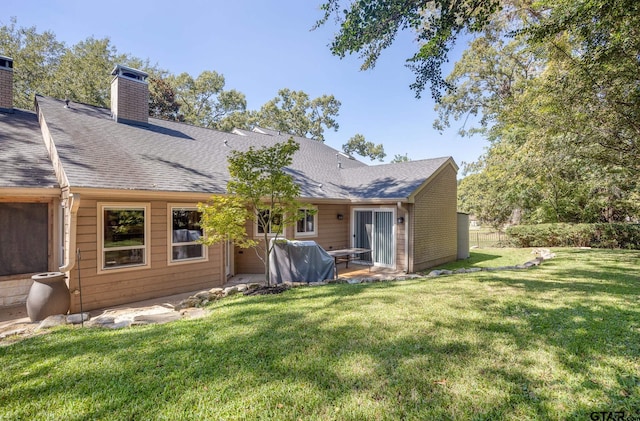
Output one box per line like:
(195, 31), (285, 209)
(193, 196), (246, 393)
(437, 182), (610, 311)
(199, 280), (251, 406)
(34, 95), (455, 201)
(0, 109), (58, 189)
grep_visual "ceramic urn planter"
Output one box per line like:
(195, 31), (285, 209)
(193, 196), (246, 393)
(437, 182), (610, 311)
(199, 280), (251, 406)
(26, 272), (70, 322)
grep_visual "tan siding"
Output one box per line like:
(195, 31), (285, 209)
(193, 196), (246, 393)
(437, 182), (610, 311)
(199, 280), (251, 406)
(234, 203), (351, 274)
(411, 164), (458, 271)
(313, 203), (350, 251)
(395, 207), (408, 272)
(67, 197), (224, 312)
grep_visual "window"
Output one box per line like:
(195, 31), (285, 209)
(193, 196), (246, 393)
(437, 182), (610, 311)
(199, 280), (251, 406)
(295, 208), (317, 238)
(99, 203), (149, 271)
(255, 209), (283, 237)
(170, 207), (206, 263)
(0, 203), (48, 276)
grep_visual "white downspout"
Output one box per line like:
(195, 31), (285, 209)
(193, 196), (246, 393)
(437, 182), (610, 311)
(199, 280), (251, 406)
(59, 193), (81, 272)
(397, 201), (410, 273)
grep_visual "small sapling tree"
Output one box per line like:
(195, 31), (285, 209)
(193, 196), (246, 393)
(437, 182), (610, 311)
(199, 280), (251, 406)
(199, 137), (310, 286)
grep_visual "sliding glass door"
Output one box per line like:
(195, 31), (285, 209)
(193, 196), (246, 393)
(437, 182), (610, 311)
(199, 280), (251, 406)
(353, 209), (395, 267)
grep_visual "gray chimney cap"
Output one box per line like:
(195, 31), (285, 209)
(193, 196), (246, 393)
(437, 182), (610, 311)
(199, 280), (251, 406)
(0, 55), (13, 70)
(111, 64), (148, 82)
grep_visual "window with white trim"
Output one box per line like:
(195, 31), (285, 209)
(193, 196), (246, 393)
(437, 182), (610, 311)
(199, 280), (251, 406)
(255, 209), (283, 237)
(170, 207), (205, 262)
(100, 204), (149, 270)
(295, 208), (317, 237)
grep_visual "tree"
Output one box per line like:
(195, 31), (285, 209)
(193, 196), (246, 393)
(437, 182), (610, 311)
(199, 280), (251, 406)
(167, 71), (246, 129)
(199, 138), (309, 286)
(50, 37), (131, 108)
(148, 75), (181, 121)
(0, 17), (65, 109)
(254, 88), (341, 141)
(342, 133), (386, 161)
(391, 153), (410, 163)
(316, 0), (501, 99)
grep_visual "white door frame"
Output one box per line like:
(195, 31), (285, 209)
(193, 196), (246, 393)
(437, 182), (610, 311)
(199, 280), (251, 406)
(351, 207), (396, 268)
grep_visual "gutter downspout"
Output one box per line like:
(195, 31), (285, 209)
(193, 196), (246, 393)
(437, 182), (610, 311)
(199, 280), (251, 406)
(59, 193), (80, 272)
(397, 201), (409, 273)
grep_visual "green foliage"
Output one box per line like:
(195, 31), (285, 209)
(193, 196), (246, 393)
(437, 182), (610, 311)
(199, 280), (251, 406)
(0, 17), (165, 111)
(390, 153), (410, 163)
(198, 196), (256, 249)
(507, 223), (640, 249)
(148, 75), (181, 121)
(0, 17), (65, 109)
(341, 133), (386, 161)
(167, 71), (247, 129)
(447, 4), (640, 225)
(199, 137), (305, 285)
(316, 0), (500, 99)
(253, 88), (341, 141)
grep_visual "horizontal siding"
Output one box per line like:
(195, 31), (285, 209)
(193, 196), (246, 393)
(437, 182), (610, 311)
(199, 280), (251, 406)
(235, 203), (351, 274)
(395, 208), (407, 272)
(68, 198), (224, 312)
(412, 164), (458, 271)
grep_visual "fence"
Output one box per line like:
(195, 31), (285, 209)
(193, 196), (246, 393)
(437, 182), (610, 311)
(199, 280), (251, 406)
(469, 230), (508, 248)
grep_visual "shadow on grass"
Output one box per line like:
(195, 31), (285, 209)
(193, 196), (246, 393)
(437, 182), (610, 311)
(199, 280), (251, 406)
(1, 251), (639, 419)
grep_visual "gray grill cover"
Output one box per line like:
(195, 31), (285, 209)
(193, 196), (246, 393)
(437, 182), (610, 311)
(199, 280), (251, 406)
(269, 239), (335, 284)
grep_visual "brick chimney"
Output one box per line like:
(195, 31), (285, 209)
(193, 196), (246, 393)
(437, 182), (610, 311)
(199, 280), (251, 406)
(110, 64), (149, 126)
(0, 55), (14, 113)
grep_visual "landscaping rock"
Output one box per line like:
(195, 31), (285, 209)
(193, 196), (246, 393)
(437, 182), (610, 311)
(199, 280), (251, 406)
(427, 270), (442, 277)
(67, 313), (90, 324)
(175, 297), (201, 310)
(347, 279), (362, 284)
(0, 328), (27, 339)
(37, 314), (68, 330)
(133, 313), (181, 325)
(455, 268), (467, 274)
(194, 291), (211, 300)
(223, 286), (239, 296)
(466, 268), (482, 273)
(88, 316), (116, 326)
(107, 321), (132, 329)
(180, 308), (208, 319)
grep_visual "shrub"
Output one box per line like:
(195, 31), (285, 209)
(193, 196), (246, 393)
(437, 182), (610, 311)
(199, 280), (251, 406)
(506, 223), (640, 249)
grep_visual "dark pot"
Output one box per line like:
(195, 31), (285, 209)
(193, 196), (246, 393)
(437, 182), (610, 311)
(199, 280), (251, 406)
(26, 272), (70, 322)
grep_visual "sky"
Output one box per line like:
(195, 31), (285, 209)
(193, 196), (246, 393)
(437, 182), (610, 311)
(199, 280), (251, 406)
(2, 0), (487, 168)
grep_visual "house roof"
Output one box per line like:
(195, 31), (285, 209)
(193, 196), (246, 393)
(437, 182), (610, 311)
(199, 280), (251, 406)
(0, 109), (58, 189)
(33, 95), (456, 201)
(341, 157), (456, 200)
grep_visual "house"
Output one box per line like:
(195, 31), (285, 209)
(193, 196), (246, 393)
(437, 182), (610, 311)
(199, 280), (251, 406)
(0, 58), (459, 312)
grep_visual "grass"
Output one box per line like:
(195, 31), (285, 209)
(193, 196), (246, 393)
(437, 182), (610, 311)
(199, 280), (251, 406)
(429, 248), (536, 271)
(1, 248), (639, 420)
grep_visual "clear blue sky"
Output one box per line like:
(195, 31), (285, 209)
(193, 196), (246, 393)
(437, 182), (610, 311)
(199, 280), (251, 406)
(3, 0), (487, 168)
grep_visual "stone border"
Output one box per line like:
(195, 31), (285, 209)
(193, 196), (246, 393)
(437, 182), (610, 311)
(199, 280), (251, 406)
(2, 249), (556, 340)
(426, 248), (555, 277)
(174, 249), (556, 309)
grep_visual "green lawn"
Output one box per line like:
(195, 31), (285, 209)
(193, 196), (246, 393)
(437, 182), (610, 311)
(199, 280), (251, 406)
(1, 249), (639, 420)
(430, 247), (536, 271)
